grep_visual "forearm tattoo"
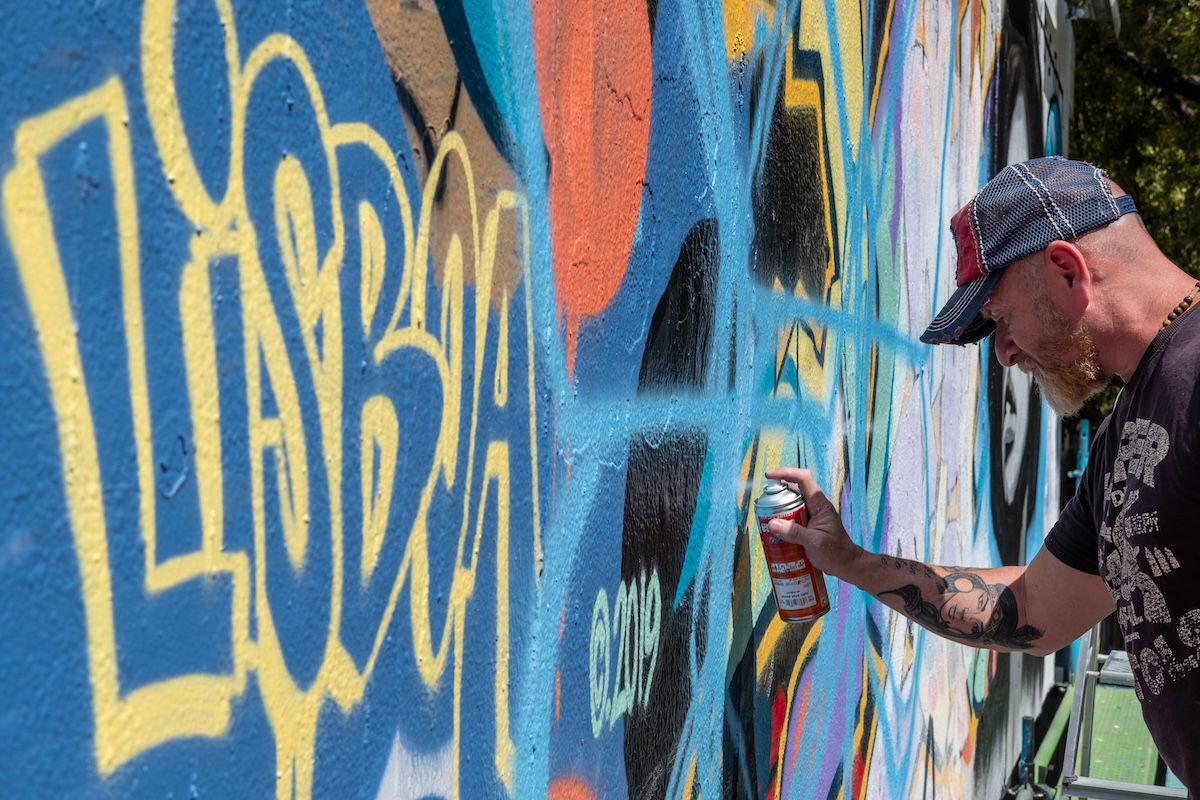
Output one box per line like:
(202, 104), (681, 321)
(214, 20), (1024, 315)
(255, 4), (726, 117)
(876, 555), (1043, 649)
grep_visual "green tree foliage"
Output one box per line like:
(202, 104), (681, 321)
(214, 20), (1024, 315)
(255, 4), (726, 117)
(1072, 0), (1200, 275)
(1069, 1), (1200, 423)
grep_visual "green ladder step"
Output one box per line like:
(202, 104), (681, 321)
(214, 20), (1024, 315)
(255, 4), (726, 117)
(1087, 651), (1159, 785)
(1061, 634), (1187, 799)
(1087, 683), (1159, 784)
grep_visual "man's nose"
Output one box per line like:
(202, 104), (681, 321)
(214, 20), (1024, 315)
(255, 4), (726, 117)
(992, 320), (1023, 368)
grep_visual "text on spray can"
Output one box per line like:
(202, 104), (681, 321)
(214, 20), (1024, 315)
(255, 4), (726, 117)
(753, 476), (830, 622)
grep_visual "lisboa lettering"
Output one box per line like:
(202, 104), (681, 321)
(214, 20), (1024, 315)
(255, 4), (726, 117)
(1, 1), (542, 798)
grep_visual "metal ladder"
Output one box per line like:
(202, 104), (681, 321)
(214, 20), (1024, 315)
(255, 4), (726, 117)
(1060, 626), (1187, 799)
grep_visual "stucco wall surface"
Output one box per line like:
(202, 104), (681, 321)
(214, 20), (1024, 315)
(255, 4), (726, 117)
(0, 0), (1072, 798)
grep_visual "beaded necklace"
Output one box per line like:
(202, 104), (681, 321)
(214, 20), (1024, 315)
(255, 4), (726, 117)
(1161, 282), (1200, 330)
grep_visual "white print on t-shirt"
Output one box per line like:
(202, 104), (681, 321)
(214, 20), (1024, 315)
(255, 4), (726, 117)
(1101, 485), (1172, 639)
(1145, 547), (1181, 576)
(1112, 417), (1169, 486)
(1099, 417), (1200, 700)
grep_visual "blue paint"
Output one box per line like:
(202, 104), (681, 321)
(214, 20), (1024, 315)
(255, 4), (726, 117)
(930, 6), (964, 325)
(0, 1), (1067, 797)
(1046, 100), (1063, 156)
(673, 449), (715, 610)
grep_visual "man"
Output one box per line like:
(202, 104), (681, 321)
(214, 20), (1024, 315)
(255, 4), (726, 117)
(768, 157), (1199, 792)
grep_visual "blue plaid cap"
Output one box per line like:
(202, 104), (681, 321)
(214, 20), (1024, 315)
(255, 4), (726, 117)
(922, 157), (1137, 346)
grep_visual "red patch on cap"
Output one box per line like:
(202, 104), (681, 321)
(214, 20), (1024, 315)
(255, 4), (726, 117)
(950, 201), (986, 285)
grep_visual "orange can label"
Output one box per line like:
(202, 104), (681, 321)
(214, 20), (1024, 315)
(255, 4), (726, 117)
(755, 503), (830, 622)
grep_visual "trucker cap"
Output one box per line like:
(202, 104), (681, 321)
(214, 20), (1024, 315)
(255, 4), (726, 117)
(921, 157), (1138, 345)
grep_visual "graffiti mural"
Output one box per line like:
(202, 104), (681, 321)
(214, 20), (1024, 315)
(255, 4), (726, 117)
(0, 0), (1072, 798)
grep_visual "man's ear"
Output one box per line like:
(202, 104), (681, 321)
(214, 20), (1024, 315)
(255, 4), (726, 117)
(1042, 240), (1091, 317)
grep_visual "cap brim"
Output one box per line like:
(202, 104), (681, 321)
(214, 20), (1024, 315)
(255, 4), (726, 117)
(920, 269), (1003, 345)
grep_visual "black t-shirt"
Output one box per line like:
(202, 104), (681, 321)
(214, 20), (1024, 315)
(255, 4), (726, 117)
(1046, 308), (1200, 793)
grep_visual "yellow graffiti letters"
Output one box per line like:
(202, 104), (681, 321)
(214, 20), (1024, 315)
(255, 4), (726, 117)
(2, 2), (540, 798)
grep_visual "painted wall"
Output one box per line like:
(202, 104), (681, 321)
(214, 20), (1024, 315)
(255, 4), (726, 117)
(0, 0), (1073, 798)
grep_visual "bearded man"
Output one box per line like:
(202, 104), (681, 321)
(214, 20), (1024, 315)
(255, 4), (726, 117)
(768, 157), (1199, 794)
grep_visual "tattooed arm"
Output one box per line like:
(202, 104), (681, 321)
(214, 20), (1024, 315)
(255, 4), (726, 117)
(765, 468), (1115, 656)
(871, 556), (1042, 651)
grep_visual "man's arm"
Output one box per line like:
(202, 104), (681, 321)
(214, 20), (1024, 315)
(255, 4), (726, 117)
(765, 468), (1114, 656)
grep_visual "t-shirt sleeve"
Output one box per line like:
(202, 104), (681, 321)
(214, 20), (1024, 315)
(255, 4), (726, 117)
(1044, 478), (1100, 575)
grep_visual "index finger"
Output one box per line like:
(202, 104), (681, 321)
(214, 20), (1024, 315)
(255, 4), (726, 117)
(764, 467), (831, 508)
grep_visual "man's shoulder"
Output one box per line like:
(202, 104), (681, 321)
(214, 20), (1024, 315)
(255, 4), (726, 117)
(1162, 306), (1200, 360)
(1131, 309), (1200, 399)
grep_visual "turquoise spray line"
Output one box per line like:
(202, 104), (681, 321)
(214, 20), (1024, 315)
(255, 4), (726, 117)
(664, 0), (768, 794)
(479, 0), (581, 794)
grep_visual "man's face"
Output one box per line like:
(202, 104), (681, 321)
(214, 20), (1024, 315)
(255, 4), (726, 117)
(982, 262), (1107, 416)
(939, 574), (992, 637)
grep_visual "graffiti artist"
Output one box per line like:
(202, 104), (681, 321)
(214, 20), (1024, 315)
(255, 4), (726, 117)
(768, 157), (1199, 794)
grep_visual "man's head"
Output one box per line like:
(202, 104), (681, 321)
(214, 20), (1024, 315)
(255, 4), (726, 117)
(922, 157), (1138, 414)
(983, 257), (1105, 415)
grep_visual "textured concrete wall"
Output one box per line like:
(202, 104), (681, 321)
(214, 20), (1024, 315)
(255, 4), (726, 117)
(0, 1), (1072, 797)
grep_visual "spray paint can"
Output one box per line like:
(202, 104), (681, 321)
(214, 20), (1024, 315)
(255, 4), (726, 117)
(753, 476), (830, 622)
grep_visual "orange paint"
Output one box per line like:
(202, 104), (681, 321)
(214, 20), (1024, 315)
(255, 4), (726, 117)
(548, 776), (599, 800)
(531, 0), (652, 373)
(556, 600), (565, 723)
(788, 681), (811, 769)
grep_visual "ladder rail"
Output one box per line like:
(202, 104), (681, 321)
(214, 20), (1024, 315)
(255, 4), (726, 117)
(1059, 626), (1187, 799)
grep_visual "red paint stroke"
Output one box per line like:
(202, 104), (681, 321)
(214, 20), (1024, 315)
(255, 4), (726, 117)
(766, 681), (800, 800)
(852, 747), (866, 799)
(532, 0), (652, 374)
(549, 775), (599, 800)
(957, 0), (984, 74)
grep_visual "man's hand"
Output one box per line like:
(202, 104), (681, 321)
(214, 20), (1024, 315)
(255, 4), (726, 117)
(763, 467), (864, 579)
(763, 469), (1114, 655)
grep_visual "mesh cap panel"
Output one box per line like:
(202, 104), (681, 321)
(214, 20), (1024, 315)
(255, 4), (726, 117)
(921, 157), (1138, 346)
(971, 158), (1128, 272)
